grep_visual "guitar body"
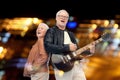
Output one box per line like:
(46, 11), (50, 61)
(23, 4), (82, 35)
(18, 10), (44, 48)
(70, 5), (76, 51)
(51, 54), (74, 72)
(51, 33), (111, 72)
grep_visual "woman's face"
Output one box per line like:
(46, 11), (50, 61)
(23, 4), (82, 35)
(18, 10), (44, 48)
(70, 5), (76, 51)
(36, 25), (47, 39)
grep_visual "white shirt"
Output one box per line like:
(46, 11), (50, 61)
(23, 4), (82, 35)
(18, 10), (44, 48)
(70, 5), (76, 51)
(64, 31), (72, 44)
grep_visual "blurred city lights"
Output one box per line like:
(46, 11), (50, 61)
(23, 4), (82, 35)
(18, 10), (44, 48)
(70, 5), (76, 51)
(67, 21), (77, 29)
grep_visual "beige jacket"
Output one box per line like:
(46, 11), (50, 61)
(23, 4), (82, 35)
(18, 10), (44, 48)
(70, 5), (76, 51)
(23, 40), (49, 77)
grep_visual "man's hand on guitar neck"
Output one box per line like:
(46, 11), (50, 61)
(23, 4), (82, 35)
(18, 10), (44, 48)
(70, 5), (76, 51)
(89, 42), (95, 54)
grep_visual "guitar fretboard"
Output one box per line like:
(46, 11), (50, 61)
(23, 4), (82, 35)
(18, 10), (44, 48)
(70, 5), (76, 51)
(75, 38), (103, 55)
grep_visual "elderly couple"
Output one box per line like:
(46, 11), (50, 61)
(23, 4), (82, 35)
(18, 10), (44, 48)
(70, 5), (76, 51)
(23, 9), (95, 80)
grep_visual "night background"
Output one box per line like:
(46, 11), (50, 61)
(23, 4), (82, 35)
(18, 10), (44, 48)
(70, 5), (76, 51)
(0, 0), (120, 19)
(0, 0), (120, 80)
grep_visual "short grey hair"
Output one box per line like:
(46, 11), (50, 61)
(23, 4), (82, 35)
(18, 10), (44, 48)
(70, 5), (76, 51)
(56, 9), (69, 17)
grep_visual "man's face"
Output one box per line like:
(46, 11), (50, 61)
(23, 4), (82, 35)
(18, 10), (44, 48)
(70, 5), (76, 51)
(56, 11), (69, 28)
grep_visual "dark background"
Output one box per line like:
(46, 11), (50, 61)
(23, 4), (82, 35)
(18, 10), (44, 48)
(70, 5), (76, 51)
(0, 0), (120, 80)
(0, 0), (120, 20)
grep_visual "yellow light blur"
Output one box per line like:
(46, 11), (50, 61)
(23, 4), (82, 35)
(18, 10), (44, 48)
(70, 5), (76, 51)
(114, 24), (119, 29)
(23, 27), (28, 32)
(58, 70), (64, 77)
(91, 24), (97, 30)
(104, 20), (109, 27)
(33, 18), (39, 24)
(33, 18), (43, 24)
(25, 18), (33, 26)
(0, 47), (7, 59)
(0, 47), (3, 53)
(115, 29), (120, 38)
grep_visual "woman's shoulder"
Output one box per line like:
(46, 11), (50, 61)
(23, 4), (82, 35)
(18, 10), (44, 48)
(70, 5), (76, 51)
(32, 41), (38, 48)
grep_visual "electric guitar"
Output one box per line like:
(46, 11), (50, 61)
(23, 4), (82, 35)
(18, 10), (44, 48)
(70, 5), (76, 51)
(51, 33), (111, 72)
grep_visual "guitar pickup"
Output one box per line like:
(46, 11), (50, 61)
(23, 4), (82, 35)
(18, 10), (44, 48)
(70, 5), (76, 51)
(66, 55), (71, 60)
(72, 52), (77, 57)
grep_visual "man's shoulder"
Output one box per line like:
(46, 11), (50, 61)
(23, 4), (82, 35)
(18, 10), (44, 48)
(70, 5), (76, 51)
(48, 26), (57, 31)
(67, 30), (74, 34)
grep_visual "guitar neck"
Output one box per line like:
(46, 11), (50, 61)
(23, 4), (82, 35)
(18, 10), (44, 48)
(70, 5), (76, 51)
(75, 38), (103, 55)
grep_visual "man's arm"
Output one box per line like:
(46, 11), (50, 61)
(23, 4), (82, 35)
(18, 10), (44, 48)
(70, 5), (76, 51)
(44, 28), (70, 54)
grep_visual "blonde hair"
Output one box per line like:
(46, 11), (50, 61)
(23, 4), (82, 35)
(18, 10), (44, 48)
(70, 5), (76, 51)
(38, 23), (49, 30)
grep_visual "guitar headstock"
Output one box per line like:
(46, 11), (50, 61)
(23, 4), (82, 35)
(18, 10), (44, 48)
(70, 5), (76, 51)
(101, 32), (112, 41)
